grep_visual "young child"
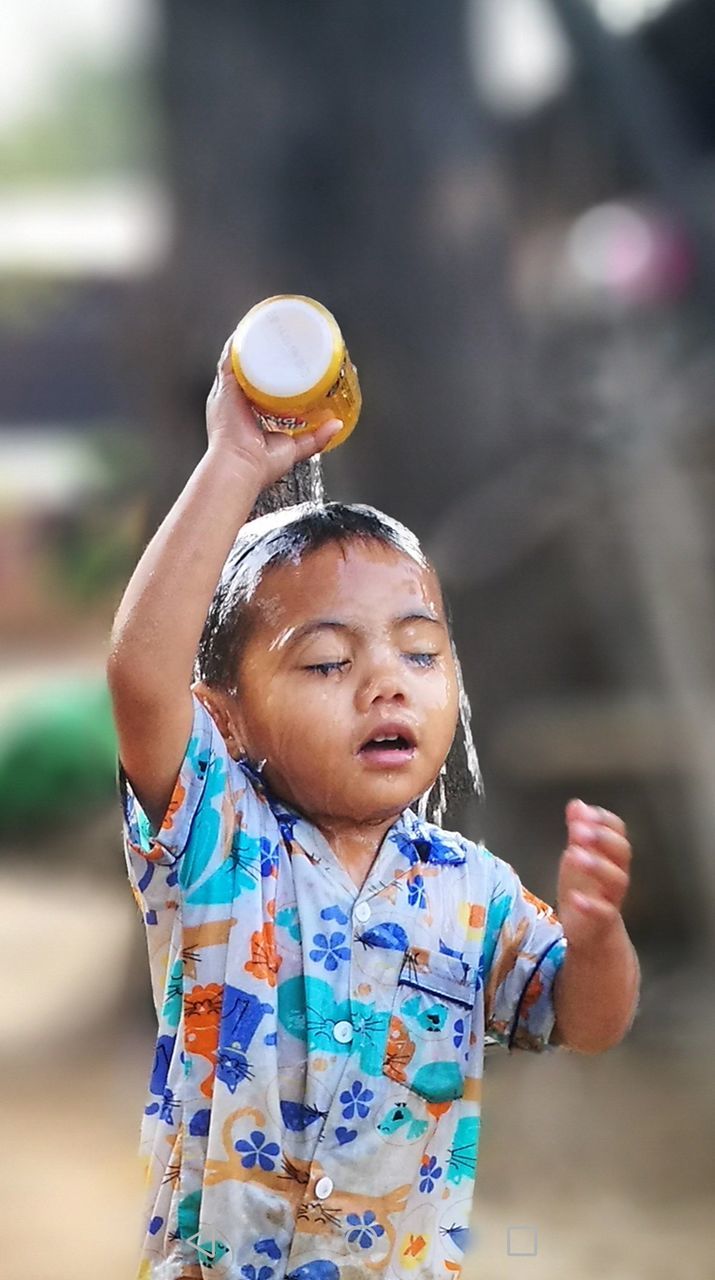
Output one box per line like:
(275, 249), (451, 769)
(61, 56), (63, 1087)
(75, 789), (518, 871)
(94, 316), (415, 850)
(108, 339), (640, 1280)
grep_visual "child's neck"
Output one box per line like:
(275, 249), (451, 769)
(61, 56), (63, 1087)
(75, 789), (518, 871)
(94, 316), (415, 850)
(314, 814), (398, 892)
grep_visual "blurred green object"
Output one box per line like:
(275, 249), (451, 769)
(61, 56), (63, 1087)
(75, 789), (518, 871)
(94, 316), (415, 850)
(0, 678), (118, 838)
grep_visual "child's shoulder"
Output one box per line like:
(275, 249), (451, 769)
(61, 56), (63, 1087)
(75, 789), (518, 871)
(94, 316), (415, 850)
(401, 806), (495, 871)
(122, 692), (272, 859)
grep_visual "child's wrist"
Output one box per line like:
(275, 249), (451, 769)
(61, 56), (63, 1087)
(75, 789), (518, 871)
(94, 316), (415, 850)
(204, 440), (267, 498)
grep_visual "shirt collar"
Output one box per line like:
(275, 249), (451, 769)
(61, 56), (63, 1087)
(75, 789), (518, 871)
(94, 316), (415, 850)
(238, 759), (464, 873)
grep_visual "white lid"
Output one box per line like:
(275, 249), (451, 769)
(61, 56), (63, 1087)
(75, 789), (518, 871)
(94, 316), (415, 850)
(235, 297), (335, 397)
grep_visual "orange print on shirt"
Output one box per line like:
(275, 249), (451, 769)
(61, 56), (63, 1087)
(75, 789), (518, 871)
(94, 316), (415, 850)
(184, 982), (223, 1098)
(161, 780), (186, 831)
(402, 1232), (428, 1260)
(469, 903), (485, 928)
(520, 967), (545, 1016)
(384, 1016), (416, 1084)
(245, 920), (282, 987)
(522, 885), (559, 922)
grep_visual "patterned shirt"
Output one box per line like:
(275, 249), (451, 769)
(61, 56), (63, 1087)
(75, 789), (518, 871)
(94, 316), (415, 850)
(121, 692), (568, 1280)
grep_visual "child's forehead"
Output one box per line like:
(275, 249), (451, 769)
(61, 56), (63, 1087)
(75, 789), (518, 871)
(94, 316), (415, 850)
(252, 539), (445, 625)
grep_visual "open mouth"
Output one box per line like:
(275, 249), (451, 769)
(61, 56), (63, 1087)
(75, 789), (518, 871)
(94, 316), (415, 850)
(360, 734), (413, 754)
(357, 725), (417, 767)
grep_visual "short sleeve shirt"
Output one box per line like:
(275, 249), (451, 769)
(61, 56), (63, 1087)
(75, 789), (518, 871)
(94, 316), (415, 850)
(121, 693), (568, 1280)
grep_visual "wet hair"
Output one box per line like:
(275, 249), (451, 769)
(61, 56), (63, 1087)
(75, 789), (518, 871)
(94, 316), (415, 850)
(194, 459), (482, 828)
(196, 503), (433, 687)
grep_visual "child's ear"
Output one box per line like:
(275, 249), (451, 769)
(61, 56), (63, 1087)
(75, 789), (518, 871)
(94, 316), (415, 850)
(191, 681), (244, 760)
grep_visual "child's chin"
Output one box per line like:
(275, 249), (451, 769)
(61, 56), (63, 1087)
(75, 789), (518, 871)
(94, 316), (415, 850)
(294, 770), (427, 825)
(348, 779), (424, 821)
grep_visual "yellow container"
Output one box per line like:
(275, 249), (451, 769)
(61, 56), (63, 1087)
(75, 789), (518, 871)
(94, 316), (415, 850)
(230, 295), (361, 452)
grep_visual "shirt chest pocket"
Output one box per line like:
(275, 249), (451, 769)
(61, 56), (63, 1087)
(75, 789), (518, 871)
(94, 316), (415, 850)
(382, 948), (477, 1104)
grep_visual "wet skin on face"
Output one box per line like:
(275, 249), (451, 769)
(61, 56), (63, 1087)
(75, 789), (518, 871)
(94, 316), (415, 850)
(214, 541), (459, 858)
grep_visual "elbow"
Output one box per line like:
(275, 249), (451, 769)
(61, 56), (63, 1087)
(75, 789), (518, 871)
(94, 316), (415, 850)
(105, 641), (120, 687)
(106, 639), (132, 698)
(554, 1019), (633, 1055)
(563, 1038), (616, 1056)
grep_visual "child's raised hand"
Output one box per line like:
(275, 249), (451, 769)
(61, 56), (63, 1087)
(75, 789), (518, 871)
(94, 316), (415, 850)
(205, 336), (343, 489)
(556, 799), (633, 948)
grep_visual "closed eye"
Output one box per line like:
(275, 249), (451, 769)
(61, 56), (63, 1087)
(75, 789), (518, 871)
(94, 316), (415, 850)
(406, 653), (437, 667)
(305, 660), (351, 676)
(305, 654), (437, 675)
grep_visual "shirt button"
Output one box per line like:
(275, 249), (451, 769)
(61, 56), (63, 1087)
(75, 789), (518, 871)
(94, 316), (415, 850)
(354, 901), (371, 923)
(315, 1176), (333, 1200)
(333, 1020), (354, 1044)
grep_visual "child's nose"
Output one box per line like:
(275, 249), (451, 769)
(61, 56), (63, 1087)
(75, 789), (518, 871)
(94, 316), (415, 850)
(355, 652), (407, 709)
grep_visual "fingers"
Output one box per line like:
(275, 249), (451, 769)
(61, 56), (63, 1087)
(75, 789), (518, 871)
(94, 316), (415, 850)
(567, 890), (621, 926)
(569, 819), (632, 872)
(567, 797), (626, 836)
(217, 333), (235, 377)
(296, 418), (343, 459)
(561, 796), (633, 919)
(264, 418), (343, 470)
(208, 334), (239, 394)
(565, 842), (630, 906)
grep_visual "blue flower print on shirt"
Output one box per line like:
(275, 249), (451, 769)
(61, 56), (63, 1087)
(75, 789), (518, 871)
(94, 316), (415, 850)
(419, 1154), (443, 1193)
(309, 930), (351, 972)
(407, 874), (426, 909)
(234, 1129), (280, 1171)
(453, 1017), (465, 1049)
(339, 1079), (374, 1121)
(241, 1266), (274, 1280)
(321, 904), (349, 926)
(259, 837), (279, 879)
(346, 1211), (385, 1250)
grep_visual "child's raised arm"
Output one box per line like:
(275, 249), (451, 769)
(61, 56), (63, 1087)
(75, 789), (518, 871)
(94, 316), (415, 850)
(106, 337), (341, 833)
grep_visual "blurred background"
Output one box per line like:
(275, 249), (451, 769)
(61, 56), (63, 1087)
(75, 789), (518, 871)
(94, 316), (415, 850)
(2, 1), (714, 1276)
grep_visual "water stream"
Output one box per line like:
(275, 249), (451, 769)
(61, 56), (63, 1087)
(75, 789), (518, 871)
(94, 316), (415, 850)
(455, 652), (484, 800)
(308, 455), (325, 504)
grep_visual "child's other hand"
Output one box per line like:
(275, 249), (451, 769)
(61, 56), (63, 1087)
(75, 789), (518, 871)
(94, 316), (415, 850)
(557, 799), (633, 949)
(205, 335), (343, 490)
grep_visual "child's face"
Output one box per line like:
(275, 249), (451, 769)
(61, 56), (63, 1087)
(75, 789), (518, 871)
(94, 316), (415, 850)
(226, 540), (459, 826)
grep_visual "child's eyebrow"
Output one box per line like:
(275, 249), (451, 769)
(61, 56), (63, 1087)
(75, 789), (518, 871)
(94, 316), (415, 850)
(288, 611), (443, 644)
